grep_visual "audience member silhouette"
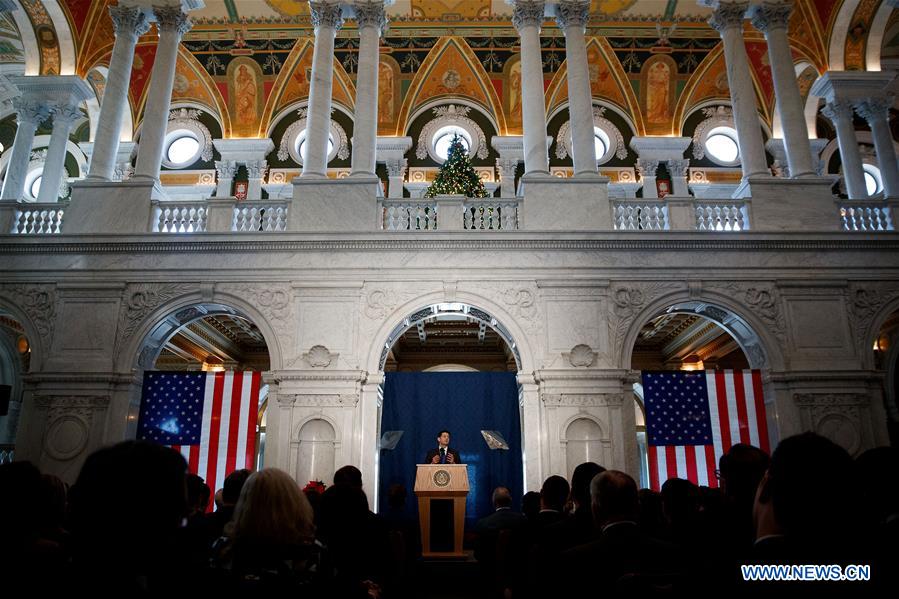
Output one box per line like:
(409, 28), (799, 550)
(66, 440), (191, 597)
(718, 443), (770, 554)
(211, 468), (327, 595)
(206, 468), (250, 543)
(540, 462), (606, 553)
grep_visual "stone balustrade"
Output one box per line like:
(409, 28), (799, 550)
(463, 199), (519, 230)
(695, 201), (750, 231)
(840, 202), (895, 231)
(233, 200), (289, 232)
(612, 201), (668, 230)
(6, 201), (67, 234)
(151, 200), (207, 233)
(380, 199), (438, 231)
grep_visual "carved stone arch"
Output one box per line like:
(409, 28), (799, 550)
(272, 101), (351, 165)
(116, 287), (285, 374)
(852, 288), (899, 371)
(406, 97), (499, 143)
(828, 0), (860, 71)
(293, 412), (340, 443)
(396, 37), (506, 138)
(617, 287), (786, 372)
(362, 288), (537, 377)
(559, 412), (607, 440)
(0, 289), (54, 372)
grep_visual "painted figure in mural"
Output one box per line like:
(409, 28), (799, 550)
(379, 61), (394, 124)
(235, 64), (257, 125)
(646, 61), (671, 124)
(509, 60), (522, 121)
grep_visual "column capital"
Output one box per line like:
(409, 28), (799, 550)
(153, 5), (192, 36)
(821, 100), (856, 123)
(50, 103), (82, 127)
(355, 1), (387, 34)
(555, 1), (590, 32)
(666, 158), (690, 177)
(708, 1), (749, 33)
(854, 96), (894, 125)
(512, 0), (545, 31)
(749, 1), (793, 34)
(13, 98), (50, 127)
(108, 4), (151, 38)
(311, 1), (345, 30)
(635, 158), (660, 177)
(245, 159), (269, 179)
(215, 159), (238, 179)
(385, 157), (407, 177)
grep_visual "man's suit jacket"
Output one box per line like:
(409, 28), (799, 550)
(424, 447), (461, 464)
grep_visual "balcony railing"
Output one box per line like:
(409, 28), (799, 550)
(152, 201), (207, 233)
(694, 201), (750, 231)
(8, 201), (67, 234)
(381, 200), (437, 231)
(612, 201), (668, 230)
(840, 202), (894, 231)
(233, 201), (289, 232)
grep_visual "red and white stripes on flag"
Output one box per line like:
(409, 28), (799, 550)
(646, 370), (769, 491)
(171, 371), (261, 511)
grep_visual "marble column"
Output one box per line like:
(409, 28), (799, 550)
(556, 1), (597, 175)
(133, 6), (191, 181)
(88, 5), (149, 181)
(821, 101), (867, 199)
(750, 2), (816, 178)
(351, 2), (386, 176)
(0, 99), (49, 200)
(496, 157), (519, 197)
(855, 96), (899, 197)
(246, 160), (268, 200)
(636, 159), (659, 198)
(512, 1), (549, 174)
(667, 158), (691, 196)
(709, 2), (769, 179)
(386, 158), (406, 198)
(303, 2), (343, 177)
(215, 160), (237, 197)
(36, 104), (81, 203)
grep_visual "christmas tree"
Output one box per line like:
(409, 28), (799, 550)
(424, 135), (489, 198)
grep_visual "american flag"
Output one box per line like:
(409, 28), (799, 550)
(137, 371), (261, 510)
(642, 370), (769, 491)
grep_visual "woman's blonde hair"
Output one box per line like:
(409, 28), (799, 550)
(230, 468), (314, 546)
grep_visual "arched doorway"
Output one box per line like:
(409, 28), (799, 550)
(872, 307), (899, 446)
(0, 310), (31, 463)
(627, 300), (773, 490)
(375, 302), (523, 520)
(130, 302), (273, 495)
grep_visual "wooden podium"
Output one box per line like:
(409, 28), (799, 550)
(414, 463), (469, 558)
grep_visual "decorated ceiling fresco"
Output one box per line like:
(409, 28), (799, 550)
(1, 1), (892, 138)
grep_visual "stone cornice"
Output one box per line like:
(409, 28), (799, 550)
(2, 235), (899, 255)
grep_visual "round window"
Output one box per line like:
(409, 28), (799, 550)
(704, 126), (740, 165)
(594, 127), (610, 159)
(863, 164), (882, 196)
(164, 130), (200, 166)
(29, 175), (43, 199)
(296, 130), (335, 162)
(432, 125), (471, 161)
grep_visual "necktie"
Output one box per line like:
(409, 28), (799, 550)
(440, 447), (446, 464)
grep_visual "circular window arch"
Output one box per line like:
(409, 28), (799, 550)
(704, 126), (741, 166)
(294, 128), (337, 164)
(863, 163), (883, 196)
(432, 125), (472, 161)
(24, 167), (43, 201)
(278, 109), (349, 166)
(164, 129), (201, 167)
(160, 108), (214, 170)
(554, 106), (628, 165)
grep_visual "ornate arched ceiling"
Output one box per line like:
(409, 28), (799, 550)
(0, 0), (893, 138)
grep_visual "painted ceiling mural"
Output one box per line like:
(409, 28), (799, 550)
(2, 1), (893, 139)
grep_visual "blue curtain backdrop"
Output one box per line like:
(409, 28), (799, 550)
(378, 372), (522, 526)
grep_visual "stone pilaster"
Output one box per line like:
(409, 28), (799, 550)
(635, 159), (660, 198)
(512, 1), (549, 174)
(749, 2), (816, 178)
(303, 2), (344, 177)
(666, 158), (691, 196)
(385, 158), (407, 198)
(350, 1), (386, 176)
(88, 5), (150, 181)
(708, 1), (770, 179)
(245, 160), (268, 201)
(214, 160), (237, 197)
(821, 101), (867, 199)
(854, 96), (899, 197)
(133, 6), (192, 182)
(37, 104), (81, 203)
(556, 1), (597, 175)
(0, 99), (48, 200)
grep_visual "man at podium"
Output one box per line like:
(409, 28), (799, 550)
(424, 430), (461, 464)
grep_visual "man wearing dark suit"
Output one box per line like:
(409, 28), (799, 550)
(561, 470), (683, 596)
(475, 487), (527, 596)
(424, 430), (461, 464)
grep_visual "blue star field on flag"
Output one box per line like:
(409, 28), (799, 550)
(642, 371), (714, 446)
(136, 371), (206, 445)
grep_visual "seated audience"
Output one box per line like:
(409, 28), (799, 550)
(206, 468), (250, 543)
